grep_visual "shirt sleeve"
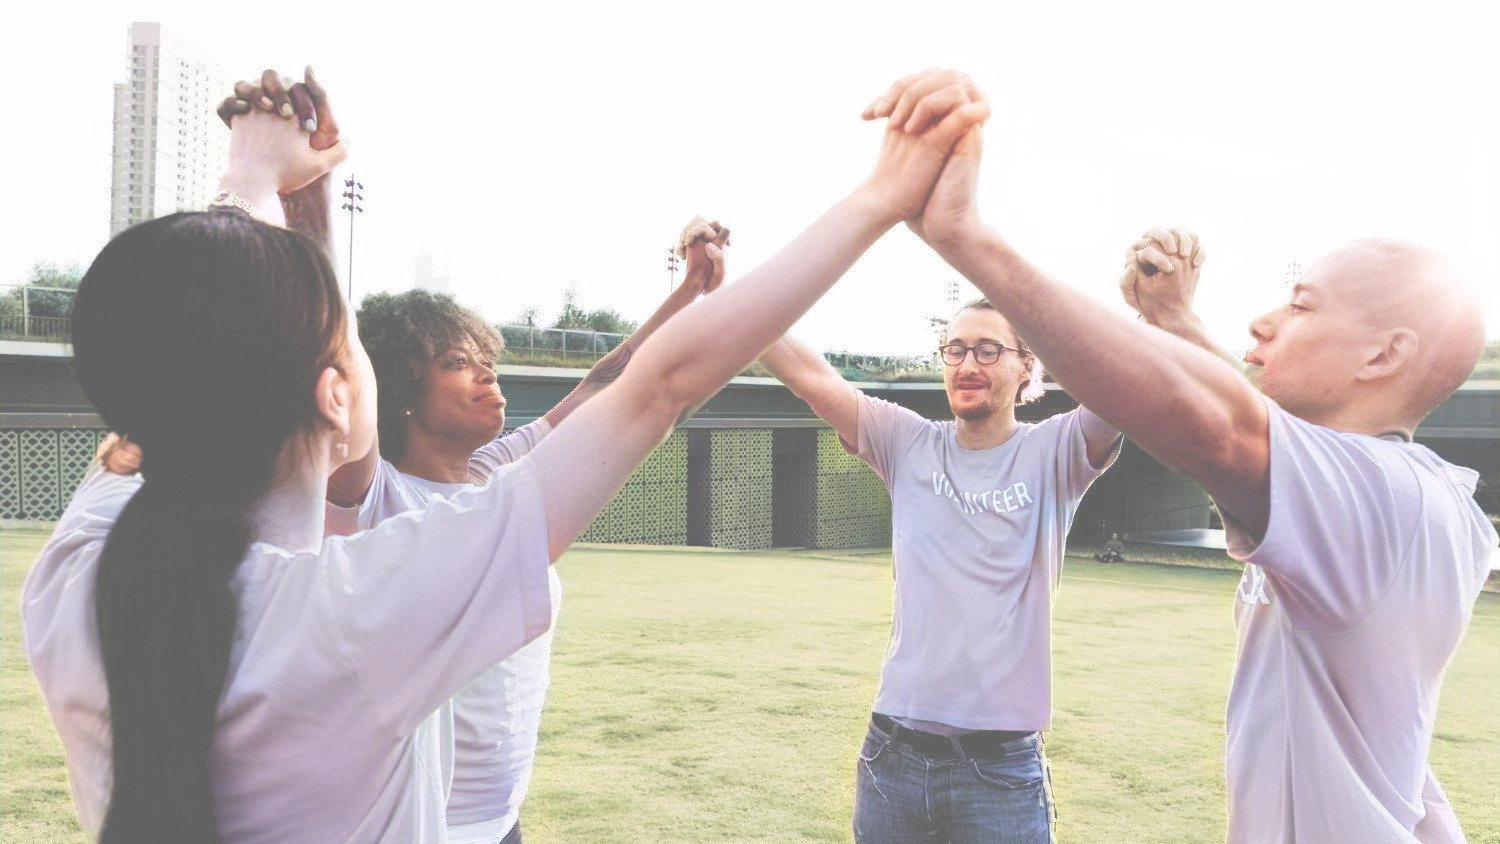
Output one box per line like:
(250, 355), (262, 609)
(317, 457), (555, 736)
(324, 458), (399, 536)
(53, 468), (143, 539)
(468, 419), (553, 484)
(21, 470), (142, 656)
(852, 394), (932, 485)
(1224, 398), (1420, 630)
(1049, 406), (1120, 500)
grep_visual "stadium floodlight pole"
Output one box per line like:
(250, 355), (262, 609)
(665, 247), (680, 292)
(340, 175), (365, 301)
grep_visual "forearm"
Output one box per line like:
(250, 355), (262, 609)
(541, 277), (701, 428)
(932, 225), (1265, 480)
(630, 191), (893, 414)
(1144, 311), (1240, 369)
(759, 336), (841, 398)
(280, 173), (333, 251)
(758, 336), (861, 439)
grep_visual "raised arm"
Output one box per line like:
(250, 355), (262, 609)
(910, 126), (1271, 538)
(530, 70), (990, 559)
(540, 219), (731, 428)
(219, 70), (376, 506)
(758, 336), (861, 444)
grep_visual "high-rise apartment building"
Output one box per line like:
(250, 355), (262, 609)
(109, 22), (231, 236)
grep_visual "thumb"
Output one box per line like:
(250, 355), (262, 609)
(702, 243), (725, 292)
(952, 125), (983, 159)
(927, 100), (991, 155)
(316, 139), (350, 170)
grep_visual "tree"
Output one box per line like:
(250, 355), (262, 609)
(547, 285), (636, 335)
(1472, 340), (1499, 382)
(2, 263), (83, 334)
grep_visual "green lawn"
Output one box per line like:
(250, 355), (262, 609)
(3, 529), (1496, 843)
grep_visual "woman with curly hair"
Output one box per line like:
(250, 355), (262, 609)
(327, 221), (726, 844)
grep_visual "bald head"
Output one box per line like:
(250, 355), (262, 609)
(1317, 238), (1485, 422)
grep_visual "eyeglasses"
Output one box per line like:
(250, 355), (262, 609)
(938, 341), (1026, 366)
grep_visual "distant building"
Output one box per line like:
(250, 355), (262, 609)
(109, 22), (231, 236)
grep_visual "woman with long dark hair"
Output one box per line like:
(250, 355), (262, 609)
(23, 69), (990, 843)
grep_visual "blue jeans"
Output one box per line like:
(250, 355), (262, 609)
(853, 716), (1055, 844)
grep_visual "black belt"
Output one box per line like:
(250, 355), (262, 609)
(872, 712), (1035, 758)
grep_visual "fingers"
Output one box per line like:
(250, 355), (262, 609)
(96, 433), (121, 462)
(287, 83), (317, 133)
(1135, 244), (1177, 275)
(261, 69), (295, 120)
(675, 217), (728, 258)
(862, 68), (933, 120)
(1176, 230), (1196, 262)
(1133, 227), (1206, 270)
(1146, 226), (1178, 256)
(925, 99), (991, 154)
(303, 66), (341, 152)
(904, 84), (970, 134)
(888, 70), (971, 134)
(217, 96), (252, 128)
(235, 79), (270, 112)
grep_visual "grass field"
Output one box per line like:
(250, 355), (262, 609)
(3, 528), (1496, 843)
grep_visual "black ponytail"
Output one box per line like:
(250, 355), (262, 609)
(71, 210), (346, 843)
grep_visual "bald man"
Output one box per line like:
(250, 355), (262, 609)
(863, 75), (1495, 843)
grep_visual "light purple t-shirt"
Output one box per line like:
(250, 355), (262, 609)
(854, 395), (1117, 732)
(23, 458), (554, 844)
(327, 420), (559, 843)
(1224, 399), (1496, 844)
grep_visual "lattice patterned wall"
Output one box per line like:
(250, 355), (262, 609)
(2, 428), (109, 522)
(578, 430), (689, 545)
(771, 429), (818, 547)
(813, 429), (891, 548)
(706, 429), (774, 549)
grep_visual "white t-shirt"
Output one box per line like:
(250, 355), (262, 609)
(853, 395), (1118, 731)
(1223, 400), (1496, 844)
(327, 420), (560, 843)
(22, 457), (555, 844)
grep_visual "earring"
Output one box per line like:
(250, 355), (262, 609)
(336, 440), (349, 459)
(404, 409), (413, 416)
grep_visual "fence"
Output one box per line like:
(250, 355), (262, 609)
(498, 325), (628, 362)
(0, 285), (76, 341)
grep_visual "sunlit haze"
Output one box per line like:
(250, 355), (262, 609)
(6, 1), (1496, 358)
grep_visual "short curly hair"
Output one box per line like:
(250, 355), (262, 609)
(356, 290), (503, 462)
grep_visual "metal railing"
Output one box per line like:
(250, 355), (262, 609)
(0, 285), (940, 375)
(497, 325), (628, 361)
(0, 285), (76, 341)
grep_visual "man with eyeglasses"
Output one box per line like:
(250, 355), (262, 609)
(758, 296), (1124, 844)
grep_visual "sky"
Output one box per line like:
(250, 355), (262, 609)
(4, 0), (1497, 359)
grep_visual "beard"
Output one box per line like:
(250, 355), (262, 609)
(948, 394), (998, 421)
